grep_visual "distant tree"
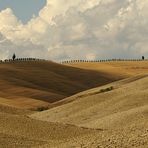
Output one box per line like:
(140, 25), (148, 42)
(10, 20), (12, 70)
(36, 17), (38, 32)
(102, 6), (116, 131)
(142, 56), (145, 60)
(12, 53), (16, 61)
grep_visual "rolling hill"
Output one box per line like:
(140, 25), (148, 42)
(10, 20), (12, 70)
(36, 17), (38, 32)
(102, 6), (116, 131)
(0, 60), (121, 109)
(0, 103), (97, 148)
(0, 61), (148, 147)
(30, 74), (148, 147)
(31, 74), (148, 129)
(0, 60), (148, 109)
(65, 61), (148, 77)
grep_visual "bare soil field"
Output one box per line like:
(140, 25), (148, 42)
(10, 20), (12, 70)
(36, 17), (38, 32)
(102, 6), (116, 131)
(31, 74), (148, 147)
(65, 61), (148, 77)
(0, 61), (118, 109)
(0, 61), (148, 147)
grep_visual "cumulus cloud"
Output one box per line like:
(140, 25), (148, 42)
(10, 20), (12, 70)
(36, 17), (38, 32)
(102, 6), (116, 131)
(0, 0), (148, 61)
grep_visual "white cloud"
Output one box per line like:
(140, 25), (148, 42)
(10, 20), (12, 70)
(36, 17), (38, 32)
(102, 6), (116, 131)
(0, 0), (148, 61)
(86, 53), (96, 60)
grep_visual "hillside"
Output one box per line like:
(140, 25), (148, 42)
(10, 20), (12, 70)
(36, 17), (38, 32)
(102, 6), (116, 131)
(31, 74), (148, 129)
(1, 102), (148, 148)
(0, 60), (120, 109)
(65, 61), (148, 78)
(1, 74), (148, 147)
(30, 74), (148, 147)
(1, 62), (148, 147)
(0, 60), (148, 109)
(30, 75), (148, 148)
(0, 103), (98, 148)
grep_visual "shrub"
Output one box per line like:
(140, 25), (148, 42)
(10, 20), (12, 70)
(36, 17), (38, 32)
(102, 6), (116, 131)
(100, 86), (114, 93)
(36, 106), (48, 112)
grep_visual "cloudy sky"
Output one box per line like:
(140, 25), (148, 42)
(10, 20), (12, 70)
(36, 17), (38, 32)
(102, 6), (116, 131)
(0, 0), (148, 61)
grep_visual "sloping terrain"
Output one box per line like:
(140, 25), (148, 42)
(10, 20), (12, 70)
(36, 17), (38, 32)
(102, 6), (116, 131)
(1, 99), (148, 148)
(30, 74), (148, 147)
(1, 62), (148, 147)
(1, 61), (148, 109)
(31, 74), (148, 129)
(0, 103), (33, 115)
(66, 61), (148, 78)
(0, 104), (98, 148)
(0, 61), (119, 109)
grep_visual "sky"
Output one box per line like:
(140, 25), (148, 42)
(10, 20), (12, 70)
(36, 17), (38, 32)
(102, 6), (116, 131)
(0, 0), (148, 61)
(0, 0), (46, 23)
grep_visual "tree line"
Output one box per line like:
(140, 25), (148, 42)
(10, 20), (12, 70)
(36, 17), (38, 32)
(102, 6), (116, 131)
(61, 58), (147, 64)
(0, 53), (146, 64)
(0, 58), (46, 63)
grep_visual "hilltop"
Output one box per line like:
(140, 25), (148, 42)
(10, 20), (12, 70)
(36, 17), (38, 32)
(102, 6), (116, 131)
(65, 61), (148, 77)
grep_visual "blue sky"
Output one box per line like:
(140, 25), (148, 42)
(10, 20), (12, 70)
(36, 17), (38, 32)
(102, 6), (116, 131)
(0, 0), (46, 23)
